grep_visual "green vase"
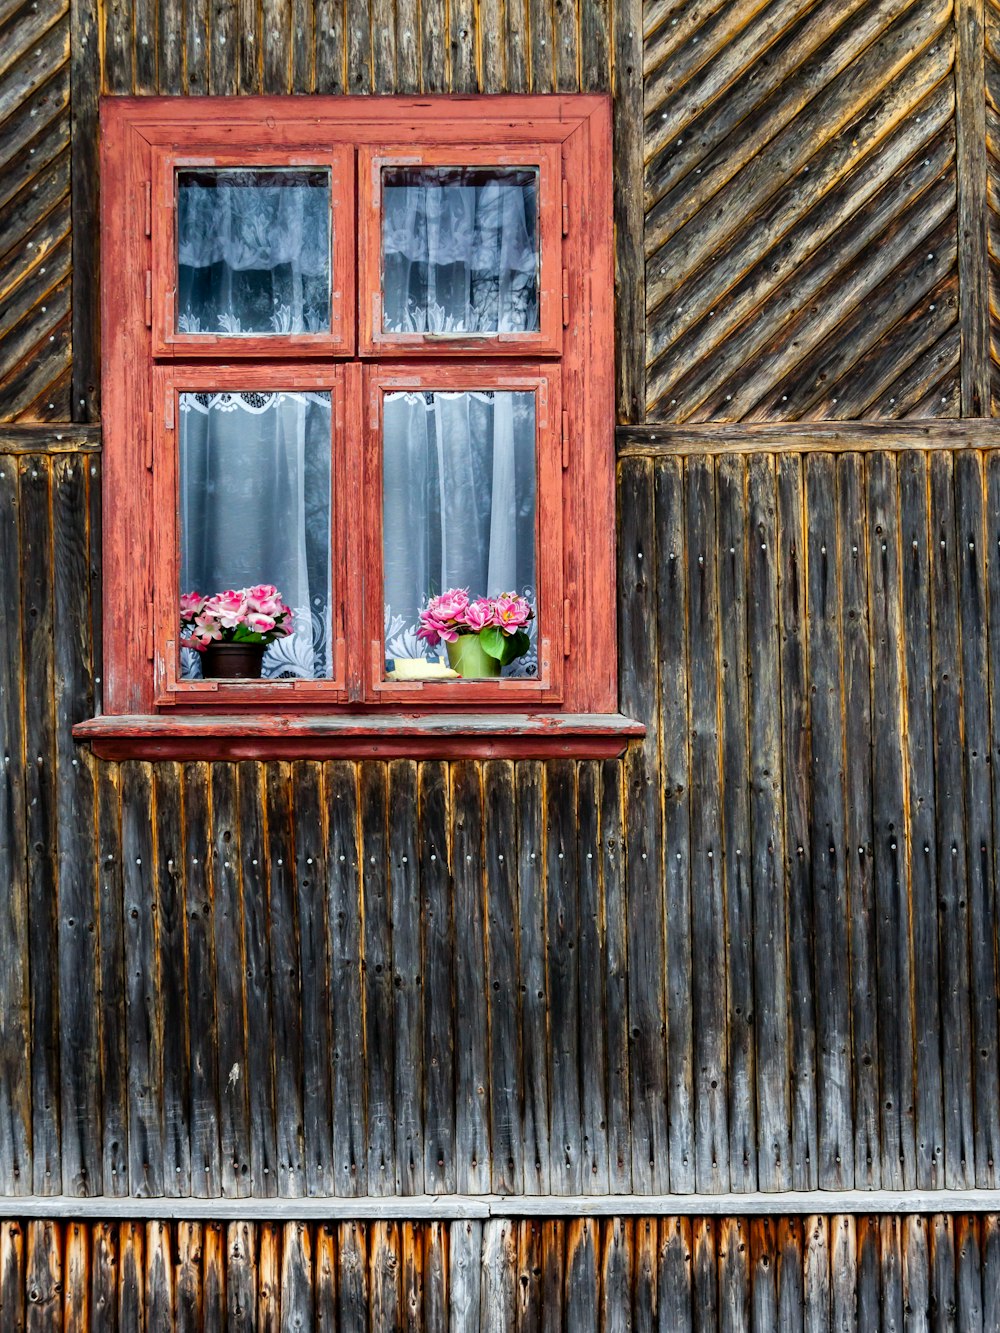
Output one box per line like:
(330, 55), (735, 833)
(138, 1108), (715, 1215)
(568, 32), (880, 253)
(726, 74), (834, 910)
(446, 634), (501, 679)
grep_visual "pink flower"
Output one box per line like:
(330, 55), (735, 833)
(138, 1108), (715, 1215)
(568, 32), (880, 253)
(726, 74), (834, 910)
(193, 612), (222, 643)
(418, 588), (470, 645)
(247, 613), (276, 633)
(180, 590), (205, 621)
(206, 589), (248, 629)
(462, 598), (495, 632)
(492, 593), (533, 632)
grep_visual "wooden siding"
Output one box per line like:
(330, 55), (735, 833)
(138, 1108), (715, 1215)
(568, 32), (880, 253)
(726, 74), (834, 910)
(0, 0), (73, 422)
(6, 437), (1000, 1201)
(0, 1212), (999, 1328)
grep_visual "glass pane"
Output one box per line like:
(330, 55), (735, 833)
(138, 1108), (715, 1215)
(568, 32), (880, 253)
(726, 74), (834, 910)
(177, 169), (331, 335)
(178, 390), (333, 680)
(383, 389), (537, 680)
(381, 166), (540, 335)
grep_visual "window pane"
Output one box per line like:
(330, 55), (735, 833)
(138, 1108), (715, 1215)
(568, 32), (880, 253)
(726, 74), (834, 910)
(179, 390), (333, 680)
(177, 169), (331, 335)
(383, 389), (537, 677)
(381, 166), (540, 335)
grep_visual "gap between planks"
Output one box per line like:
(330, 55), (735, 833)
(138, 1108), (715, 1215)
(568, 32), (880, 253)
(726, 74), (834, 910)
(6, 1191), (1000, 1220)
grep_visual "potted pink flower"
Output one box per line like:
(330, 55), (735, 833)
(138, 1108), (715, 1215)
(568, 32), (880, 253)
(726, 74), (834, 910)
(417, 588), (534, 679)
(180, 584), (294, 678)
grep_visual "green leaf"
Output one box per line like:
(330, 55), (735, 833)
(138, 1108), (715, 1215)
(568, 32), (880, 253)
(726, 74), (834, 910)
(232, 625), (264, 644)
(478, 626), (505, 660)
(499, 629), (530, 666)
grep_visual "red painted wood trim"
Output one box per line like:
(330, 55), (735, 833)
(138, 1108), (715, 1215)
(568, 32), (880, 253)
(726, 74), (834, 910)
(73, 712), (645, 760)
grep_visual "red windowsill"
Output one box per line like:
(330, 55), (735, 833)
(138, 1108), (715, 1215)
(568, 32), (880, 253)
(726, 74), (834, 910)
(73, 712), (645, 761)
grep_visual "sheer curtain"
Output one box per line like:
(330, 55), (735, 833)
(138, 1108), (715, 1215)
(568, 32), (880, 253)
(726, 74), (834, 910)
(383, 389), (537, 674)
(177, 169), (331, 335)
(381, 167), (539, 334)
(179, 391), (332, 680)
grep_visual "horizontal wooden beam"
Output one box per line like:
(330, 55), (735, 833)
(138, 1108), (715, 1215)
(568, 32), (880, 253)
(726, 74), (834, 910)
(616, 418), (1000, 456)
(5, 1190), (1000, 1221)
(0, 424), (102, 453)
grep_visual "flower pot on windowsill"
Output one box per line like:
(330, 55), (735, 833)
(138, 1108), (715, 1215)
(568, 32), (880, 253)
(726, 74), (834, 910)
(202, 642), (266, 679)
(446, 634), (502, 679)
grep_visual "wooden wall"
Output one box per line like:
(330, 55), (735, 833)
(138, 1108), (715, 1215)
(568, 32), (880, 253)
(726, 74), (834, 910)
(1, 1212), (999, 1329)
(6, 435), (1000, 1203)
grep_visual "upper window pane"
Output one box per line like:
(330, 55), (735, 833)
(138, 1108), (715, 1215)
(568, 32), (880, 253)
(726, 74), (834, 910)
(177, 169), (332, 335)
(381, 167), (540, 336)
(178, 389), (333, 681)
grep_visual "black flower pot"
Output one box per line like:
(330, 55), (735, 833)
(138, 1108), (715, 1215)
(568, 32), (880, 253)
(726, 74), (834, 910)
(202, 642), (266, 679)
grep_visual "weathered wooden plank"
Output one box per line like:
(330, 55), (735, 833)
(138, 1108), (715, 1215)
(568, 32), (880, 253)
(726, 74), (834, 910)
(829, 1216), (856, 1333)
(62, 1221), (87, 1333)
(117, 1221), (143, 1333)
(898, 450), (945, 1190)
(879, 1212), (905, 1330)
(453, 761), (490, 1194)
(750, 1218), (778, 1332)
(265, 763), (304, 1199)
(420, 0), (446, 91)
(928, 451), (975, 1189)
(400, 1221), (423, 1332)
(314, 0), (345, 92)
(175, 1221), (203, 1332)
(185, 0), (209, 91)
(449, 1219), (481, 1332)
(657, 1218), (692, 1333)
(209, 0), (239, 93)
(600, 759), (630, 1194)
(514, 1220), (543, 1332)
(515, 759), (549, 1196)
(484, 761), (523, 1195)
(202, 1222), (226, 1332)
(686, 454), (729, 1194)
(865, 450), (916, 1192)
(776, 455), (818, 1191)
(541, 1220), (564, 1331)
(855, 1215), (881, 1332)
(184, 763), (222, 1201)
(981, 1214), (1000, 1331)
(956, 1213), (984, 1332)
(776, 1216), (805, 1331)
(236, 762), (277, 1197)
(24, 1221), (60, 1332)
(291, 762), (332, 1195)
(802, 1215), (830, 1332)
(210, 763), (251, 1198)
(145, 1221), (174, 1331)
(716, 453), (755, 1194)
(371, 1221), (401, 1333)
(0, 1220), (26, 1332)
(575, 761), (609, 1194)
(69, 0), (99, 422)
(690, 1218), (717, 1330)
(804, 453), (853, 1191)
(226, 1221), (255, 1330)
(545, 760), (582, 1193)
(620, 457), (668, 1194)
(450, 0), (478, 91)
(718, 1216), (749, 1333)
(928, 1214), (956, 1333)
(563, 1220), (597, 1333)
(389, 760), (423, 1196)
(0, 456), (28, 1195)
(480, 1217), (516, 1333)
(424, 1221), (447, 1328)
(632, 1218), (655, 1333)
(612, 0), (643, 420)
(479, 0), (503, 93)
(902, 1214), (931, 1328)
(154, 763), (189, 1197)
(419, 761), (455, 1195)
(346, 0), (371, 90)
(553, 0), (578, 90)
(360, 761), (396, 1196)
(256, 1222), (279, 1330)
(315, 1223), (337, 1330)
(837, 453), (879, 1191)
(957, 0), (991, 415)
(955, 453), (1000, 1190)
(262, 0), (293, 92)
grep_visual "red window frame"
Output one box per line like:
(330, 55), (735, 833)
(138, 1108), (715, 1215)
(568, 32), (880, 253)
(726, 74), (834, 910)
(94, 95), (619, 737)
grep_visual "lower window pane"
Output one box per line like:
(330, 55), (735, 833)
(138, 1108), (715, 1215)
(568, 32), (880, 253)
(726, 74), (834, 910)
(383, 388), (538, 680)
(178, 390), (333, 680)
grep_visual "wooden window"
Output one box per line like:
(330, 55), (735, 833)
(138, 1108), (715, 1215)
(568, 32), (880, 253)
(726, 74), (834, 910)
(79, 96), (639, 760)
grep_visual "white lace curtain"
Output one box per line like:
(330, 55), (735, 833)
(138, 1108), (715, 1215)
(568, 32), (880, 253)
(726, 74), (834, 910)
(383, 389), (537, 671)
(382, 168), (539, 334)
(179, 391), (332, 679)
(177, 170), (331, 335)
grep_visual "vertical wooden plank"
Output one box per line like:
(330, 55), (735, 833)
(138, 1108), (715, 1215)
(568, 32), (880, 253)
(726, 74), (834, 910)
(424, 1222), (447, 1330)
(291, 0), (316, 90)
(371, 0), (398, 92)
(401, 1223), (423, 1333)
(360, 761), (396, 1196)
(291, 762), (332, 1195)
(564, 1221), (598, 1333)
(237, 762), (277, 1197)
(480, 0), (504, 92)
(746, 454), (791, 1192)
(576, 761), (609, 1193)
(266, 763), (304, 1198)
(157, 0), (183, 92)
(658, 1218), (692, 1333)
(103, 0), (134, 91)
(226, 1221), (255, 1331)
(879, 1215), (904, 1333)
(121, 760), (162, 1197)
(775, 1216), (804, 1330)
(0, 1221), (26, 1333)
(314, 0), (346, 92)
(855, 1217), (881, 1333)
(956, 0), (990, 416)
(898, 450), (945, 1189)
(453, 761), (489, 1193)
(185, 763), (222, 1200)
(716, 453), (756, 1194)
(718, 1218), (749, 1333)
(750, 1219), (777, 1333)
(337, 1222), (367, 1330)
(420, 0), (447, 92)
(346, 0), (372, 92)
(981, 1215), (1000, 1331)
(176, 1221), (203, 1333)
(484, 760), (523, 1195)
(118, 1222), (143, 1333)
(985, 460), (1000, 1186)
(514, 1222), (543, 1333)
(540, 1221), (563, 1333)
(133, 0), (157, 89)
(830, 1216), (857, 1333)
(388, 760), (423, 1196)
(545, 759), (582, 1193)
(516, 760), (550, 1195)
(480, 1219), (516, 1333)
(928, 451), (975, 1188)
(503, 0), (528, 93)
(211, 763), (251, 1198)
(956, 1215), (984, 1332)
(802, 1217), (830, 1333)
(449, 0), (478, 91)
(528, 0), (553, 91)
(600, 759), (631, 1193)
(0, 458), (29, 1195)
(185, 0), (210, 92)
(776, 454), (818, 1190)
(25, 1221), (61, 1332)
(145, 1221), (174, 1332)
(690, 1219), (717, 1332)
(210, 0), (240, 92)
(281, 1221), (314, 1332)
(20, 457), (59, 1194)
(553, 0), (578, 90)
(837, 453), (880, 1191)
(96, 764), (127, 1196)
(315, 1224), (337, 1331)
(865, 451), (916, 1191)
(929, 1216), (957, 1333)
(420, 761), (455, 1195)
(687, 454), (729, 1194)
(393, 0), (418, 92)
(71, 0), (101, 421)
(256, 1223), (279, 1331)
(449, 1220), (482, 1333)
(202, 1222), (226, 1332)
(620, 457), (668, 1193)
(633, 1219), (656, 1333)
(579, 0), (608, 91)
(955, 452), (1000, 1188)
(154, 763), (189, 1197)
(804, 452), (853, 1191)
(237, 0), (262, 91)
(612, 0), (643, 421)
(62, 1222), (87, 1333)
(902, 1216), (931, 1330)
(89, 1223), (117, 1333)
